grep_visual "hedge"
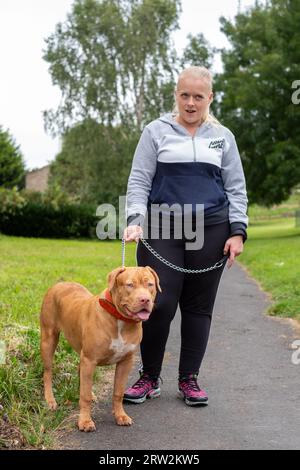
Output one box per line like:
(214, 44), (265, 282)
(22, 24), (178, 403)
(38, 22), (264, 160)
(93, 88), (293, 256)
(0, 189), (98, 238)
(2, 202), (98, 238)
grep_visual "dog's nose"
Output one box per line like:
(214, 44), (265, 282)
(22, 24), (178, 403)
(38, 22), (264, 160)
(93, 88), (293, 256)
(139, 297), (150, 304)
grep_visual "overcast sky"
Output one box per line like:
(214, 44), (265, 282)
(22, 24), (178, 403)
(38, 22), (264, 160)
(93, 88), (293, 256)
(0, 0), (255, 170)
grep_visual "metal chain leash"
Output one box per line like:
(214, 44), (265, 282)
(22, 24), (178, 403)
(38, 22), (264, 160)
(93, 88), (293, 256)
(121, 237), (228, 274)
(121, 238), (126, 267)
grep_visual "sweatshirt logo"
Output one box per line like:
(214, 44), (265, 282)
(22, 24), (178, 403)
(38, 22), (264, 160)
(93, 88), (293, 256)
(208, 138), (225, 150)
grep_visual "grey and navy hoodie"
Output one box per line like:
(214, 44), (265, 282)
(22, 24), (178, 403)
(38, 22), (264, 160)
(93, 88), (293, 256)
(126, 113), (248, 240)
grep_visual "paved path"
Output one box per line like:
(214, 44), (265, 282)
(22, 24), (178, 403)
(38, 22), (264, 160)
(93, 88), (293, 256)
(63, 263), (300, 450)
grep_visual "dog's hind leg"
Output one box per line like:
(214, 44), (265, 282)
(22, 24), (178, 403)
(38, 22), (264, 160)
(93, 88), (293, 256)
(40, 326), (60, 410)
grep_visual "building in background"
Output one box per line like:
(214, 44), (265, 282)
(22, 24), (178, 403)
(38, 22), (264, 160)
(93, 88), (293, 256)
(25, 165), (50, 192)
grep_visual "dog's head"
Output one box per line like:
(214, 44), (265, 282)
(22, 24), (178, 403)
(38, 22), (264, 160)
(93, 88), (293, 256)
(107, 266), (161, 322)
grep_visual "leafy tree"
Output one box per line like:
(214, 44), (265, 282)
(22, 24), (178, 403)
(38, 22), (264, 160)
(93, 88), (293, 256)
(0, 126), (25, 189)
(216, 0), (300, 206)
(43, 0), (181, 134)
(180, 33), (215, 69)
(49, 119), (139, 207)
(45, 0), (181, 206)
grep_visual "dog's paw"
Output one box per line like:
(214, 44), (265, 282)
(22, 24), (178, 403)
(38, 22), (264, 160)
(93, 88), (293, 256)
(78, 418), (96, 432)
(47, 399), (58, 411)
(115, 414), (133, 426)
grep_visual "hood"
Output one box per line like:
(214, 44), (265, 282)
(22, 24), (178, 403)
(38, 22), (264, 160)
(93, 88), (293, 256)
(158, 113), (211, 135)
(158, 113), (177, 126)
(158, 113), (184, 132)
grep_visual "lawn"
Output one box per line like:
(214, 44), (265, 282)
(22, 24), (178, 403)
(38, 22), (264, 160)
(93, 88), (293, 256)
(0, 235), (137, 448)
(248, 190), (300, 220)
(240, 217), (300, 321)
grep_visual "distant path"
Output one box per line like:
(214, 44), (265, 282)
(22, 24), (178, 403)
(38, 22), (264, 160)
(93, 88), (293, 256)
(62, 263), (300, 450)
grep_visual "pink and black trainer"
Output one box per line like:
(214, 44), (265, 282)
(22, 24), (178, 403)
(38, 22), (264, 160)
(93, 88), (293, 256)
(123, 373), (161, 404)
(178, 373), (208, 406)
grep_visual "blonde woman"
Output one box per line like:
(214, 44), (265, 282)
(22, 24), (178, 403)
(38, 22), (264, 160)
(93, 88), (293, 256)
(123, 66), (248, 406)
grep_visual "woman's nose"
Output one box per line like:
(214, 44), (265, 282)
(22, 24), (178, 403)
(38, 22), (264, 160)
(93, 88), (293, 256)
(187, 95), (195, 105)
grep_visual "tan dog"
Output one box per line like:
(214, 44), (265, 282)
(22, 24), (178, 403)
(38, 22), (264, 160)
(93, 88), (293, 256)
(40, 266), (161, 431)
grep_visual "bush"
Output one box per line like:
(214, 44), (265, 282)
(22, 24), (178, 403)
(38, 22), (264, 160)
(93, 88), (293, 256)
(0, 188), (97, 238)
(0, 187), (26, 217)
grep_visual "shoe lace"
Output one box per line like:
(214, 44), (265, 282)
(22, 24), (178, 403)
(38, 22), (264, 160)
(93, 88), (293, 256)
(132, 374), (154, 389)
(138, 365), (163, 385)
(180, 374), (200, 392)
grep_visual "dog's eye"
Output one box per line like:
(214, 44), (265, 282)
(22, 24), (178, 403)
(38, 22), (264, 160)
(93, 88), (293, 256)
(148, 282), (155, 288)
(126, 283), (134, 288)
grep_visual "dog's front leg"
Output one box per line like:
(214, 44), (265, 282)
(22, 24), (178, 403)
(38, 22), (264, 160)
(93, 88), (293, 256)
(113, 354), (134, 426)
(78, 353), (97, 432)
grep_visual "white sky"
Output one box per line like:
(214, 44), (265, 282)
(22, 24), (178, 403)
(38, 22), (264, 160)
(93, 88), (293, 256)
(0, 0), (255, 170)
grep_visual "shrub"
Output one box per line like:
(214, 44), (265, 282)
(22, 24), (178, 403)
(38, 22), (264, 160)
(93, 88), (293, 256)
(0, 188), (97, 238)
(0, 187), (26, 218)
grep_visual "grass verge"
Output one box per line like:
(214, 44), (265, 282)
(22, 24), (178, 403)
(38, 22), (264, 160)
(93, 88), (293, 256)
(239, 217), (300, 321)
(0, 235), (137, 448)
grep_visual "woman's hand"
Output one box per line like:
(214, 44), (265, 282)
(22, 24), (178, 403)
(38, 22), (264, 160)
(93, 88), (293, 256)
(123, 225), (143, 243)
(223, 235), (244, 268)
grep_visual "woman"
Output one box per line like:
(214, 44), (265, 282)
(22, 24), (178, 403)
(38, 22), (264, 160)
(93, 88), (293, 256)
(123, 66), (248, 406)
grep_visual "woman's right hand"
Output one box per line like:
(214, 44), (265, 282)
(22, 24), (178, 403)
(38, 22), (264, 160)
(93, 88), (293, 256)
(123, 225), (143, 243)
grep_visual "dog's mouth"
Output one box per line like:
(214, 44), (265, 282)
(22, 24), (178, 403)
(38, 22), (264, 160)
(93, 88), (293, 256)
(123, 306), (152, 322)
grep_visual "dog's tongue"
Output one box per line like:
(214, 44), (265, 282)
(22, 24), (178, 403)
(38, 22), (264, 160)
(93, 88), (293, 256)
(136, 310), (151, 321)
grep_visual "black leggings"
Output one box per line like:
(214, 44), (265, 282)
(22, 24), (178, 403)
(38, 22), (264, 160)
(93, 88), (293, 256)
(136, 221), (230, 377)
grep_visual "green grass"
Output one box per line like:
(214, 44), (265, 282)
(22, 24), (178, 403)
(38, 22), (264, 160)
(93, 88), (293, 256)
(0, 236), (137, 448)
(248, 190), (300, 220)
(239, 217), (300, 321)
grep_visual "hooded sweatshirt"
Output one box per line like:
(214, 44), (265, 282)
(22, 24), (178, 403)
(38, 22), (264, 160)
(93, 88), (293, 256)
(126, 113), (248, 240)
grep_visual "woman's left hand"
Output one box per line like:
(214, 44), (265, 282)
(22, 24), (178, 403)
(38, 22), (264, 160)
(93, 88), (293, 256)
(223, 235), (244, 268)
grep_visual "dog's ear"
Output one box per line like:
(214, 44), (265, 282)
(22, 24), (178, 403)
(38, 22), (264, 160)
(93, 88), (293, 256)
(145, 266), (162, 293)
(107, 267), (126, 292)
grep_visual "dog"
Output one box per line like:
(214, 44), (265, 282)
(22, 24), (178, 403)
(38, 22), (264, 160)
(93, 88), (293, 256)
(40, 266), (161, 431)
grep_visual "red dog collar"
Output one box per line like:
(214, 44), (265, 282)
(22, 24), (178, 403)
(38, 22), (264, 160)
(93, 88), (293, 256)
(98, 289), (137, 324)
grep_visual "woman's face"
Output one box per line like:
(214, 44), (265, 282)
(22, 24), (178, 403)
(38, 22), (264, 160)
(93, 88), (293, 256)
(175, 75), (213, 128)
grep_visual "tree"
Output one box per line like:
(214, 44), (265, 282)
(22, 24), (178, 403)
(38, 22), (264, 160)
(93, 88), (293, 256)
(0, 126), (25, 189)
(49, 119), (139, 206)
(43, 0), (181, 134)
(180, 33), (215, 69)
(216, 0), (300, 206)
(44, 0), (181, 207)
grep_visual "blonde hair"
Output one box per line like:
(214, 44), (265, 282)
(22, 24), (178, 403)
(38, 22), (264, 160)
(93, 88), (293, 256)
(173, 66), (221, 126)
